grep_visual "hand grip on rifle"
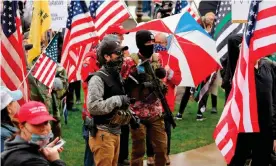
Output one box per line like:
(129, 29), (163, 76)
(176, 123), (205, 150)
(142, 60), (176, 128)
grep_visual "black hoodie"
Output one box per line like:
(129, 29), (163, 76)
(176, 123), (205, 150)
(1, 136), (66, 166)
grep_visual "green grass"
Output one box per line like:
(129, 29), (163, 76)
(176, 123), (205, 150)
(60, 89), (224, 165)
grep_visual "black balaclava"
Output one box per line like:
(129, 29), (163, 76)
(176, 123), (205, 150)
(136, 30), (155, 59)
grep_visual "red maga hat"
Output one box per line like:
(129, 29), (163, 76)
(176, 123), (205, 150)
(16, 101), (56, 125)
(105, 24), (129, 35)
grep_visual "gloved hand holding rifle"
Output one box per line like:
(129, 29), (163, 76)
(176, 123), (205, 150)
(141, 60), (177, 128)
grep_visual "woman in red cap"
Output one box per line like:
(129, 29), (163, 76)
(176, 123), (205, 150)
(1, 101), (66, 166)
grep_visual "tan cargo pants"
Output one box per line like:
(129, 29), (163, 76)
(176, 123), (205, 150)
(89, 130), (120, 166)
(131, 116), (167, 166)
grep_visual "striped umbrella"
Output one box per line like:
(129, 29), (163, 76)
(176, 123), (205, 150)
(127, 11), (221, 87)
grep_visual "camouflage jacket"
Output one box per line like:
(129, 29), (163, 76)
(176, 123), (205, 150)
(28, 64), (68, 120)
(51, 65), (68, 119)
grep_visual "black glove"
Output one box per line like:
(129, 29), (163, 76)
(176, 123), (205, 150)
(138, 73), (147, 82)
(130, 111), (140, 130)
(155, 67), (166, 79)
(119, 95), (131, 109)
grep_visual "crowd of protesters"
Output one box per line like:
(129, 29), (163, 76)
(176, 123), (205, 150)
(1, 1), (276, 166)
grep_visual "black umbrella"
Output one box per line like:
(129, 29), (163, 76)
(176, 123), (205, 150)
(198, 1), (219, 16)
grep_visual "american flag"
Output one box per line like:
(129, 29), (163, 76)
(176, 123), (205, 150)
(214, 0), (276, 164)
(174, 0), (200, 22)
(61, 0), (98, 83)
(154, 44), (167, 53)
(214, 0), (244, 62)
(89, 0), (130, 39)
(32, 35), (59, 88)
(0, 0), (29, 105)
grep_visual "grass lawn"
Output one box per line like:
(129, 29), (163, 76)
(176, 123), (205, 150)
(60, 89), (224, 165)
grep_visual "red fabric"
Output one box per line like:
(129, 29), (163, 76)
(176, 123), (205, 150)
(16, 101), (56, 125)
(120, 56), (137, 79)
(80, 49), (99, 120)
(159, 51), (182, 111)
(175, 35), (220, 86)
(105, 24), (129, 35)
(121, 56), (163, 118)
(214, 2), (276, 163)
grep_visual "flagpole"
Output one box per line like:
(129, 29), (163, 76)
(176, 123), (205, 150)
(121, 0), (138, 25)
(17, 32), (59, 89)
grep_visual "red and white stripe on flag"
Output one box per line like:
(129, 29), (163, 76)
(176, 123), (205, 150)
(32, 53), (57, 88)
(1, 1), (29, 105)
(214, 1), (276, 164)
(92, 0), (130, 39)
(61, 1), (98, 83)
(66, 43), (94, 83)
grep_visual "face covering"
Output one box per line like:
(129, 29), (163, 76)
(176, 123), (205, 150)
(139, 44), (154, 59)
(30, 131), (54, 148)
(154, 44), (167, 53)
(25, 126), (53, 148)
(105, 56), (123, 75)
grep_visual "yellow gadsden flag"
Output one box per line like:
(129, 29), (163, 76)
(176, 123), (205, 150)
(28, 0), (51, 63)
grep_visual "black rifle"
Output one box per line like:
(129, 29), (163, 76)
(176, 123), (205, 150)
(141, 60), (176, 128)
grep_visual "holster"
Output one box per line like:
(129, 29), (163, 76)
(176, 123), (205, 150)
(84, 116), (98, 137)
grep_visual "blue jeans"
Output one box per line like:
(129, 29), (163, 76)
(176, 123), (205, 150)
(83, 125), (94, 166)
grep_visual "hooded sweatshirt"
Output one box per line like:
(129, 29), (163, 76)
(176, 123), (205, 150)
(1, 135), (66, 166)
(1, 123), (17, 152)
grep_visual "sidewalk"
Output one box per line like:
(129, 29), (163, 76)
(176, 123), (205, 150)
(144, 144), (226, 166)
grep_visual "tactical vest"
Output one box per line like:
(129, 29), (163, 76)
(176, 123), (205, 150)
(125, 53), (165, 104)
(91, 69), (131, 125)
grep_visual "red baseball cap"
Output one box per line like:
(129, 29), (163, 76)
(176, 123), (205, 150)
(16, 101), (56, 125)
(105, 24), (129, 35)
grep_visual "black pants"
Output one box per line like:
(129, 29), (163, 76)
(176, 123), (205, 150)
(178, 87), (192, 115)
(197, 92), (209, 116)
(66, 81), (81, 109)
(118, 125), (129, 163)
(229, 131), (273, 166)
(146, 119), (171, 157)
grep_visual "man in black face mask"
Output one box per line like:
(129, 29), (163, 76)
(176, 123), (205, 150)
(86, 39), (133, 166)
(136, 30), (155, 59)
(121, 30), (168, 166)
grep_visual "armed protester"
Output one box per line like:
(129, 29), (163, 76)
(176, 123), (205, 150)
(121, 30), (171, 166)
(86, 39), (139, 166)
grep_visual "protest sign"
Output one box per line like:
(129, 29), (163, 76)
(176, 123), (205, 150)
(49, 0), (68, 31)
(231, 0), (251, 23)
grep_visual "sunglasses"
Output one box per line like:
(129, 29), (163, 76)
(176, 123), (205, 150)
(111, 50), (122, 56)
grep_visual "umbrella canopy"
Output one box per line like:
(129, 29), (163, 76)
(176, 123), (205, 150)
(125, 12), (221, 87)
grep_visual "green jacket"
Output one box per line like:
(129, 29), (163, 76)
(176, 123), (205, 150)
(28, 71), (51, 108)
(51, 65), (69, 120)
